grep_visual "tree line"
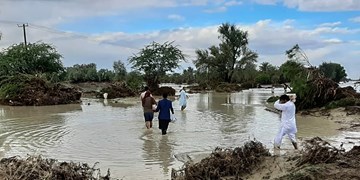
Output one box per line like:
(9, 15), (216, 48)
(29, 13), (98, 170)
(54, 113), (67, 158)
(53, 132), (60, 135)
(0, 23), (349, 93)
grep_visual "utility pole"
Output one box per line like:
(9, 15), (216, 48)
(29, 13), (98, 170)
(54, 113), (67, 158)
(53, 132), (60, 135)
(17, 23), (28, 47)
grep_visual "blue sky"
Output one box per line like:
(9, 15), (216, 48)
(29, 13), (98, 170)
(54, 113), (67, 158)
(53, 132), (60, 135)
(0, 0), (360, 78)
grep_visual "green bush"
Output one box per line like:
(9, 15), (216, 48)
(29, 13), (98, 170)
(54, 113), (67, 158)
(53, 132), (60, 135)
(325, 98), (358, 109)
(125, 71), (143, 92)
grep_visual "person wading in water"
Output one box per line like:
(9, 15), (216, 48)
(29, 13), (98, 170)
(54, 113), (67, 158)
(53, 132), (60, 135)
(142, 91), (157, 129)
(155, 93), (174, 135)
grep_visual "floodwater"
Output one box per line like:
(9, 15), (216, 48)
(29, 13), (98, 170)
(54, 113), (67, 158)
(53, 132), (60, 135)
(0, 87), (358, 179)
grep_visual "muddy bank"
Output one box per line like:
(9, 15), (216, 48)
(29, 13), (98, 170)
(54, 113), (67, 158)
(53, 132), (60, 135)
(299, 107), (360, 132)
(172, 137), (360, 180)
(64, 82), (136, 99)
(0, 75), (81, 106)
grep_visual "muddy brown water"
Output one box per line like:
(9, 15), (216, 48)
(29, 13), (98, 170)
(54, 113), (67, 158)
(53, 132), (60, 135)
(0, 87), (358, 180)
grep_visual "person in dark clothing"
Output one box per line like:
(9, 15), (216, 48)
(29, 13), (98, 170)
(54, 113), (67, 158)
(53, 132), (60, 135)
(155, 93), (174, 135)
(142, 91), (157, 129)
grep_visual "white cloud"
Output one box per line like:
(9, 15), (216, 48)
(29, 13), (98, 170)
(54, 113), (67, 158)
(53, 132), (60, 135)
(253, 0), (280, 5)
(350, 16), (360, 23)
(282, 0), (360, 11)
(318, 21), (342, 27)
(323, 38), (343, 44)
(204, 6), (227, 13)
(311, 27), (359, 35)
(224, 0), (243, 6)
(168, 14), (185, 21)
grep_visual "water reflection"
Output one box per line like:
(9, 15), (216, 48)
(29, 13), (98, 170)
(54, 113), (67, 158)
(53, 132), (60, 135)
(141, 131), (174, 176)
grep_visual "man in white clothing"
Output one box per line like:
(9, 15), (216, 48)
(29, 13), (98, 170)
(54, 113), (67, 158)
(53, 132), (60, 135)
(274, 94), (298, 149)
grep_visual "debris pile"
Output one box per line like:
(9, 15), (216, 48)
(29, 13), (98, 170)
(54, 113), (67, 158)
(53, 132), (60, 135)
(0, 75), (81, 106)
(171, 141), (270, 179)
(296, 137), (343, 166)
(296, 77), (360, 110)
(0, 155), (111, 180)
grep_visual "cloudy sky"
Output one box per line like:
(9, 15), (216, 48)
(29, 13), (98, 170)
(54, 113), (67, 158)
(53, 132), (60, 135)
(0, 0), (359, 78)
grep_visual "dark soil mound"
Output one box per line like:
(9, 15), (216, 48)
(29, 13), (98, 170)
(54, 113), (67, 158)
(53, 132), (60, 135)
(0, 75), (81, 106)
(0, 155), (110, 180)
(98, 81), (136, 99)
(152, 86), (176, 96)
(172, 140), (270, 179)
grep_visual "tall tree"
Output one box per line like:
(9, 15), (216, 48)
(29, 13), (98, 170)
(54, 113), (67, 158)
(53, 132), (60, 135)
(0, 42), (63, 77)
(194, 23), (258, 83)
(319, 62), (347, 83)
(129, 41), (185, 90)
(113, 60), (127, 81)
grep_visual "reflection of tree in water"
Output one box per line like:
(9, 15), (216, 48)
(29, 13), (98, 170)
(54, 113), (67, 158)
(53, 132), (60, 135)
(207, 93), (255, 135)
(196, 93), (209, 110)
(142, 133), (174, 175)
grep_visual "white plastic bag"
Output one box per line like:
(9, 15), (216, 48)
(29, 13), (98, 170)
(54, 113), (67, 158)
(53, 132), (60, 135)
(152, 104), (157, 111)
(171, 114), (177, 123)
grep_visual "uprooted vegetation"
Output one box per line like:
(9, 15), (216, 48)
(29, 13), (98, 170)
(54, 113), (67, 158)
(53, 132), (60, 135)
(0, 155), (111, 180)
(295, 77), (360, 110)
(172, 137), (360, 180)
(278, 137), (360, 180)
(0, 75), (81, 106)
(171, 140), (271, 179)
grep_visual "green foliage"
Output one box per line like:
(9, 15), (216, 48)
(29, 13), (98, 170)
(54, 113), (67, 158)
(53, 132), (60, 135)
(125, 71), (143, 92)
(0, 83), (23, 99)
(194, 23), (258, 84)
(0, 42), (64, 78)
(98, 69), (114, 82)
(325, 98), (358, 109)
(255, 73), (271, 84)
(0, 75), (30, 99)
(279, 60), (306, 82)
(66, 63), (101, 83)
(129, 41), (185, 90)
(319, 62), (347, 83)
(233, 62), (258, 83)
(113, 60), (127, 81)
(182, 67), (196, 84)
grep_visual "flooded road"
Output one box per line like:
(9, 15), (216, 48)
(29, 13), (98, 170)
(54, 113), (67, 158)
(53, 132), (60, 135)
(0, 87), (358, 179)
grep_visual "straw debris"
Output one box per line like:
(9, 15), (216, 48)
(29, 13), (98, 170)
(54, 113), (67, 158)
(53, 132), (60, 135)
(0, 155), (111, 180)
(172, 140), (270, 180)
